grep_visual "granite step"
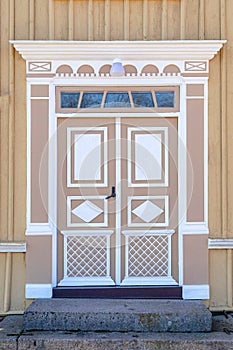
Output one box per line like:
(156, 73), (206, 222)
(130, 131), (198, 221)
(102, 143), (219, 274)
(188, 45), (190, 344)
(24, 298), (212, 333)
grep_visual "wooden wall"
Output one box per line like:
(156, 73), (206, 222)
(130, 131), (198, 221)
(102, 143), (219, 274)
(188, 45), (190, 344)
(0, 0), (232, 312)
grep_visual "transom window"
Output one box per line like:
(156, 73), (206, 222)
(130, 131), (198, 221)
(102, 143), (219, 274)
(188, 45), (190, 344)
(56, 86), (179, 113)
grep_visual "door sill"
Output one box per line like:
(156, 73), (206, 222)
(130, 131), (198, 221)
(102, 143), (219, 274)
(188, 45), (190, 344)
(52, 286), (182, 299)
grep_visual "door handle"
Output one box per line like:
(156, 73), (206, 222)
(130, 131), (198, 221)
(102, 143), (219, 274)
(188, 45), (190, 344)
(105, 186), (116, 200)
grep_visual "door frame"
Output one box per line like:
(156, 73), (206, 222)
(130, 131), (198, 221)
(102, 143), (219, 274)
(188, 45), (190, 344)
(11, 40), (225, 299)
(49, 79), (187, 288)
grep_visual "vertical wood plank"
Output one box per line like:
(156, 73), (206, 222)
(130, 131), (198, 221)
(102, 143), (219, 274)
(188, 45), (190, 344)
(54, 1), (69, 40)
(208, 55), (222, 238)
(29, 0), (35, 39)
(110, 0), (124, 40)
(93, 0), (105, 40)
(0, 0), (10, 241)
(124, 0), (129, 40)
(34, 0), (49, 39)
(220, 0), (228, 238)
(88, 0), (94, 40)
(199, 0), (205, 39)
(15, 0), (29, 39)
(129, 0), (143, 40)
(49, 0), (54, 39)
(143, 0), (148, 40)
(183, 0), (199, 39)
(105, 0), (110, 40)
(167, 0), (181, 39)
(73, 0), (88, 40)
(180, 0), (187, 39)
(147, 0), (162, 40)
(204, 0), (220, 39)
(162, 0), (168, 39)
(68, 0), (74, 40)
(14, 51), (26, 241)
(3, 253), (12, 312)
(8, 0), (15, 241)
(225, 0), (233, 238)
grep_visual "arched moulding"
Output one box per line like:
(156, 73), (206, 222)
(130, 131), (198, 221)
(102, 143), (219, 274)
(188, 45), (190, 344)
(141, 64), (159, 76)
(124, 64), (138, 76)
(77, 64), (95, 77)
(163, 64), (181, 76)
(56, 64), (73, 76)
(98, 64), (111, 77)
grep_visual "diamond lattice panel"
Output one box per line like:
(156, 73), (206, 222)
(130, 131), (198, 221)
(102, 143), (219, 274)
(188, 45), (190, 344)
(66, 235), (107, 277)
(127, 235), (169, 277)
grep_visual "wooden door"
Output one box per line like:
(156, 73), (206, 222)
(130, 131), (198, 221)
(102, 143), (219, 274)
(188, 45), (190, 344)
(57, 117), (178, 286)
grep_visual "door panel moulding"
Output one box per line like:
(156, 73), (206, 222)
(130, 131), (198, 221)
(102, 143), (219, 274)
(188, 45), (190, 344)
(11, 40), (226, 299)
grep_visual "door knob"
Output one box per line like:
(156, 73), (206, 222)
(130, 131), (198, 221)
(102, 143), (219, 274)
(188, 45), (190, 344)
(105, 186), (116, 199)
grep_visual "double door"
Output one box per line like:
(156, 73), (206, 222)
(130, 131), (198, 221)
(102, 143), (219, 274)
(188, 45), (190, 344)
(57, 116), (178, 286)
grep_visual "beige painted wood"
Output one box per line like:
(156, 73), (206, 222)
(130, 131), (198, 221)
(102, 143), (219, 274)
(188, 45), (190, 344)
(1, 0), (233, 312)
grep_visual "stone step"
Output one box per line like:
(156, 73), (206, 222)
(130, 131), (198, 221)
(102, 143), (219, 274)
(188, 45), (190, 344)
(24, 298), (212, 333)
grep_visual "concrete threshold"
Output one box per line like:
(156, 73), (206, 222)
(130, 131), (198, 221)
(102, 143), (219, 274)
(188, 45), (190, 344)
(24, 299), (212, 333)
(1, 316), (233, 350)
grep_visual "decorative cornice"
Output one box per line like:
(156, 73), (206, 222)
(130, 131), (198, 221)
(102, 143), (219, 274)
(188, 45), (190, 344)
(11, 40), (226, 61)
(208, 238), (233, 249)
(0, 242), (26, 252)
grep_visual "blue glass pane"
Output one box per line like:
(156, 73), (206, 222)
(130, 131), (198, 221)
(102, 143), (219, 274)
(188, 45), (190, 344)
(80, 92), (104, 108)
(61, 92), (80, 108)
(104, 92), (130, 108)
(132, 92), (154, 108)
(155, 91), (174, 108)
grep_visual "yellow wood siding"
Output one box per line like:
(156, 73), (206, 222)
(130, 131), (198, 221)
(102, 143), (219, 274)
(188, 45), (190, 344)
(0, 0), (232, 312)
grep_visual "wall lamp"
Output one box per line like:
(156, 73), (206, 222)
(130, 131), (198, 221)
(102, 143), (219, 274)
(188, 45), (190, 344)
(110, 58), (125, 77)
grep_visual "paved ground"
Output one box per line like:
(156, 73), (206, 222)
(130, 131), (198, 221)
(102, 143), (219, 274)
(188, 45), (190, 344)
(1, 314), (233, 349)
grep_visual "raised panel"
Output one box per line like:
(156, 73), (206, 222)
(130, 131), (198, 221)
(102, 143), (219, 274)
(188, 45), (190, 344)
(128, 196), (169, 227)
(67, 127), (108, 187)
(128, 127), (168, 187)
(67, 196), (108, 227)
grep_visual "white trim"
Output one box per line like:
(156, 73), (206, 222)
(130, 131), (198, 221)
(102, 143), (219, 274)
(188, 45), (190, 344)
(0, 242), (26, 253)
(58, 112), (181, 119)
(58, 277), (115, 286)
(208, 239), (233, 249)
(30, 96), (49, 100)
(121, 277), (178, 286)
(178, 81), (187, 286)
(61, 230), (114, 236)
(49, 82), (57, 288)
(182, 284), (210, 299)
(182, 222), (209, 235)
(122, 229), (175, 236)
(115, 117), (121, 285)
(203, 80), (209, 229)
(26, 223), (53, 236)
(186, 96), (204, 99)
(11, 40), (226, 61)
(26, 83), (31, 230)
(26, 284), (53, 298)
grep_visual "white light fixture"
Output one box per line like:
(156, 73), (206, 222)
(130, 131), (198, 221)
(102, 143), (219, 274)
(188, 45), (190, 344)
(110, 58), (125, 77)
